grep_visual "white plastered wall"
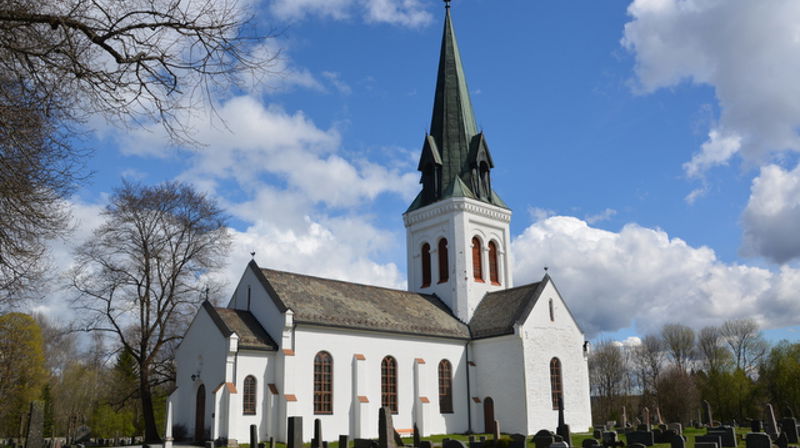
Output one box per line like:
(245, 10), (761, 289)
(520, 281), (592, 433)
(228, 264), (285, 345)
(404, 197), (513, 323)
(226, 350), (275, 443)
(174, 308), (231, 440)
(470, 334), (528, 434)
(288, 325), (470, 442)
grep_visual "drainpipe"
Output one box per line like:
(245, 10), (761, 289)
(466, 341), (473, 434)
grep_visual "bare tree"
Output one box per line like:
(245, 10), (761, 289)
(662, 323), (695, 372)
(720, 318), (768, 374)
(590, 340), (629, 422)
(632, 334), (665, 400)
(697, 325), (732, 373)
(0, 0), (273, 305)
(71, 181), (230, 442)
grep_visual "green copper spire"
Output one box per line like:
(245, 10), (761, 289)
(407, 3), (506, 213)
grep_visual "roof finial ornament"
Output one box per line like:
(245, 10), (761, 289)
(250, 250), (256, 259)
(444, 0), (451, 9)
(544, 266), (549, 272)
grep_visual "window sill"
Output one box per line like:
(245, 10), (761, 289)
(474, 278), (484, 283)
(243, 412), (256, 416)
(421, 283), (431, 288)
(491, 281), (501, 286)
(438, 279), (449, 284)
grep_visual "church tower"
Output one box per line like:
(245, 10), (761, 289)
(403, 2), (513, 323)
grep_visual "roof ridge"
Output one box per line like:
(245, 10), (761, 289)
(485, 280), (541, 294)
(260, 267), (437, 297)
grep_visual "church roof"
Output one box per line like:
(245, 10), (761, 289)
(203, 301), (278, 351)
(468, 278), (548, 339)
(253, 263), (471, 340)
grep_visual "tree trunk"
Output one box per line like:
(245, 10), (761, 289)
(140, 366), (161, 443)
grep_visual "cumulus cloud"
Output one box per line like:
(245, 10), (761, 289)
(622, 0), (800, 174)
(512, 215), (800, 337)
(741, 163), (800, 264)
(585, 208), (617, 225)
(270, 0), (432, 27)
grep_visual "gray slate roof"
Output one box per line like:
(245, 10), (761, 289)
(254, 264), (471, 340)
(468, 279), (547, 339)
(203, 301), (278, 351)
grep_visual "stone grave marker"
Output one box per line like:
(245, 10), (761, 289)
(775, 432), (788, 448)
(780, 416), (799, 443)
(703, 401), (714, 428)
(205, 441), (215, 448)
(745, 433), (770, 448)
(694, 434), (721, 448)
(626, 431), (654, 447)
(354, 440), (377, 448)
(442, 440), (467, 448)
(378, 407), (398, 448)
(695, 443), (718, 448)
(765, 404), (779, 440)
(628, 443), (646, 448)
(339, 435), (349, 448)
(259, 443), (265, 448)
(24, 402), (45, 448)
(492, 420), (500, 442)
(270, 436), (275, 448)
(707, 426), (736, 447)
(250, 425), (258, 448)
(593, 430), (603, 440)
(668, 423), (682, 435)
(532, 430), (554, 448)
(669, 435), (685, 448)
(509, 434), (526, 448)
(751, 420), (763, 433)
(413, 425), (420, 448)
(641, 408), (651, 432)
(287, 417), (302, 448)
(323, 442), (329, 448)
(581, 439), (600, 448)
(550, 442), (569, 448)
(419, 442), (431, 448)
(557, 402), (571, 445)
(621, 407), (627, 429)
(468, 436), (479, 448)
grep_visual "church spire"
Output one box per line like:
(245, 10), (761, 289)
(408, 2), (506, 212)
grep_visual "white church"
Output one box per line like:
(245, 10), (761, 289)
(171, 3), (592, 443)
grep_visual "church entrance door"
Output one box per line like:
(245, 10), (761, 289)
(195, 384), (206, 441)
(483, 397), (494, 434)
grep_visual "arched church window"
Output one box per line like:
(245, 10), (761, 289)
(314, 351), (333, 414)
(549, 299), (555, 322)
(438, 359), (453, 414)
(472, 237), (484, 282)
(438, 238), (449, 283)
(381, 356), (398, 413)
(243, 375), (257, 415)
(488, 241), (499, 285)
(421, 243), (432, 288)
(550, 358), (563, 410)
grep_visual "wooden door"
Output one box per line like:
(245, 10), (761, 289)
(483, 396), (495, 434)
(195, 384), (206, 441)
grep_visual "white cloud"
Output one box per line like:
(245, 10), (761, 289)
(512, 215), (800, 337)
(741, 163), (800, 264)
(322, 71), (353, 95)
(622, 0), (800, 174)
(270, 0), (432, 27)
(585, 208), (617, 225)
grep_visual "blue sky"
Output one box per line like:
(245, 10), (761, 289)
(49, 0), (800, 343)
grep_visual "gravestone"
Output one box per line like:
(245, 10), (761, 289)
(24, 402), (45, 448)
(655, 408), (664, 426)
(270, 436), (276, 448)
(479, 437), (486, 444)
(339, 435), (349, 448)
(775, 432), (788, 448)
(626, 431), (654, 447)
(557, 402), (571, 445)
(641, 408), (651, 432)
(259, 443), (265, 448)
(780, 416), (799, 443)
(378, 408), (398, 448)
(287, 417), (302, 448)
(751, 420), (763, 433)
(602, 431), (623, 448)
(550, 442), (569, 448)
(532, 430), (555, 448)
(205, 442), (215, 448)
(695, 443), (718, 448)
(765, 404), (779, 440)
(621, 407), (628, 429)
(593, 430), (603, 440)
(443, 440), (467, 448)
(509, 434), (526, 448)
(413, 425), (420, 448)
(694, 434), (721, 448)
(250, 425), (258, 448)
(582, 439), (601, 448)
(627, 443), (646, 448)
(492, 420), (500, 441)
(419, 442), (431, 448)
(668, 423), (682, 435)
(707, 426), (736, 447)
(354, 440), (377, 448)
(73, 427), (90, 445)
(323, 442), (328, 448)
(669, 435), (685, 448)
(745, 433), (770, 448)
(468, 436), (478, 448)
(703, 401), (714, 428)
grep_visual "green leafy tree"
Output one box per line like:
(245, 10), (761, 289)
(0, 313), (47, 435)
(760, 341), (800, 413)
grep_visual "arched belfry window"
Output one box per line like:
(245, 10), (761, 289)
(488, 241), (500, 285)
(549, 299), (555, 322)
(314, 351), (333, 414)
(479, 161), (491, 200)
(438, 238), (449, 283)
(472, 237), (484, 282)
(381, 356), (398, 413)
(438, 360), (453, 414)
(421, 243), (432, 288)
(243, 375), (257, 415)
(550, 358), (563, 410)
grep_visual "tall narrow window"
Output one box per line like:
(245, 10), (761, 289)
(438, 360), (453, 414)
(550, 358), (563, 410)
(421, 243), (432, 288)
(488, 241), (499, 285)
(314, 351), (333, 414)
(472, 237), (483, 282)
(438, 238), (449, 283)
(381, 356), (398, 413)
(549, 299), (555, 322)
(243, 375), (257, 415)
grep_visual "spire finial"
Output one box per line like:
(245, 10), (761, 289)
(444, 0), (451, 9)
